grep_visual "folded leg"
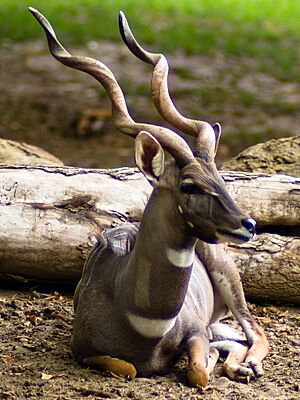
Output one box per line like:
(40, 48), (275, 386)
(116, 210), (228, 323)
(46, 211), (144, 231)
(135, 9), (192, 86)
(83, 354), (137, 380)
(186, 335), (219, 387)
(210, 340), (253, 382)
(197, 242), (269, 379)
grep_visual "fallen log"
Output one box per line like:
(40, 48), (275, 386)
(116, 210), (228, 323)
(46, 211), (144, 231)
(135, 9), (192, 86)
(227, 234), (300, 304)
(220, 171), (300, 227)
(0, 165), (299, 303)
(0, 165), (150, 283)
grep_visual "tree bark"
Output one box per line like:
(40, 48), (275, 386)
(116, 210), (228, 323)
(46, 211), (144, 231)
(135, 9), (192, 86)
(227, 234), (300, 304)
(0, 165), (299, 303)
(221, 171), (300, 227)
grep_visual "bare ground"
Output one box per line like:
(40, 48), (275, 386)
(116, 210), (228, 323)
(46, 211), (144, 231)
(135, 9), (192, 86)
(0, 286), (299, 400)
(0, 40), (300, 399)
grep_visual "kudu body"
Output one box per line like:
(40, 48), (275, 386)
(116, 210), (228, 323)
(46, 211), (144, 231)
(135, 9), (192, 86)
(30, 8), (269, 386)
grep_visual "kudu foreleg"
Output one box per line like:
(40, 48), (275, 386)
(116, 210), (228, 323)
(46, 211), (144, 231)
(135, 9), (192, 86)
(210, 340), (253, 382)
(196, 242), (269, 379)
(186, 336), (219, 387)
(83, 355), (137, 380)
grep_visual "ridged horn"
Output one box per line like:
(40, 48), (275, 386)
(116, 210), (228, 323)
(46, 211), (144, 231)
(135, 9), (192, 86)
(29, 7), (195, 167)
(119, 11), (221, 160)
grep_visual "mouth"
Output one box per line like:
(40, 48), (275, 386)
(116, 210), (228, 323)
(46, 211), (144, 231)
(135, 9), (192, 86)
(217, 228), (255, 244)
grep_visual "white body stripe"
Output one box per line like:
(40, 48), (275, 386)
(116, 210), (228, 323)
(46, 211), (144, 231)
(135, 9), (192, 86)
(209, 322), (245, 341)
(166, 247), (195, 268)
(126, 311), (177, 338)
(240, 319), (256, 343)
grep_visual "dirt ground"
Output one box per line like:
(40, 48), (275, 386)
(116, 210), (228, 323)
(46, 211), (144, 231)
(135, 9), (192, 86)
(0, 285), (298, 400)
(0, 39), (299, 399)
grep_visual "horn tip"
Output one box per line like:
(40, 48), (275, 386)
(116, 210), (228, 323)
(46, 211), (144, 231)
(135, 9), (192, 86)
(119, 10), (127, 29)
(119, 10), (129, 45)
(28, 7), (45, 26)
(28, 6), (39, 16)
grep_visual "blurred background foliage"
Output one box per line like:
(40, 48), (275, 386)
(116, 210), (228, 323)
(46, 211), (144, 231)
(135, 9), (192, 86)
(0, 1), (299, 167)
(2, 0), (300, 81)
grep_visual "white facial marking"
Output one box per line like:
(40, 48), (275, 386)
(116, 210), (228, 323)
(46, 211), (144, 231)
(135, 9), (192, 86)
(177, 204), (183, 214)
(182, 178), (194, 184)
(187, 220), (195, 228)
(166, 247), (195, 268)
(126, 311), (176, 338)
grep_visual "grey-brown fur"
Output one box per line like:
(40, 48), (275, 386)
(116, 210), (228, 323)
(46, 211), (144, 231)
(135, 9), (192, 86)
(30, 8), (269, 386)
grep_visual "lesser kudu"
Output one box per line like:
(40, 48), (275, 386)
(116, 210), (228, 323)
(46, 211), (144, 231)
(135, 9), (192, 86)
(30, 8), (269, 387)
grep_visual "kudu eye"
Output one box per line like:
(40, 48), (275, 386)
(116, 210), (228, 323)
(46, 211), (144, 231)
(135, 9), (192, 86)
(180, 182), (202, 195)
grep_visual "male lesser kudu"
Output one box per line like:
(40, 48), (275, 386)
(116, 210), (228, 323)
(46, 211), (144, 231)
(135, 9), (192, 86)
(30, 7), (269, 387)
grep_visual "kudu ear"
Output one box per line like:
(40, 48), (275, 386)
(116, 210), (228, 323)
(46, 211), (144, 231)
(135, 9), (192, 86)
(212, 123), (221, 155)
(135, 131), (165, 185)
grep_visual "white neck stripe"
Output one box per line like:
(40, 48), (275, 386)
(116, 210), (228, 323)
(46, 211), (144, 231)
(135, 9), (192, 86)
(126, 311), (176, 338)
(166, 247), (195, 268)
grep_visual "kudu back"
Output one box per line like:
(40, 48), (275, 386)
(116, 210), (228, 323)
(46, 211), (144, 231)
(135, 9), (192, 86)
(30, 8), (268, 387)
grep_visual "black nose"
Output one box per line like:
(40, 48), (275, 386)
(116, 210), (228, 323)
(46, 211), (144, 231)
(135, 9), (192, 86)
(242, 218), (256, 235)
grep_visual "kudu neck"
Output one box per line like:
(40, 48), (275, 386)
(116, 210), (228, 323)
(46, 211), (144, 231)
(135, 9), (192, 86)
(140, 185), (196, 249)
(122, 183), (197, 322)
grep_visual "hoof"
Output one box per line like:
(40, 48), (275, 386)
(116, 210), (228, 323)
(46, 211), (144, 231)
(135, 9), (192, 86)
(187, 363), (209, 387)
(223, 362), (254, 383)
(244, 355), (265, 378)
(83, 355), (137, 380)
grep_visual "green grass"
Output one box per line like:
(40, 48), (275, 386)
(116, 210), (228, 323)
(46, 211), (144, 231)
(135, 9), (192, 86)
(1, 0), (300, 81)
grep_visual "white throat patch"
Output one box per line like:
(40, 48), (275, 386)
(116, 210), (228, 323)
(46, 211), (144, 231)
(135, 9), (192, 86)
(126, 311), (176, 338)
(166, 247), (195, 268)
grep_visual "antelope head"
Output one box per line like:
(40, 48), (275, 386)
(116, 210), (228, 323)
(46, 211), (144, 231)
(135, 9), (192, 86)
(119, 12), (256, 244)
(29, 8), (255, 245)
